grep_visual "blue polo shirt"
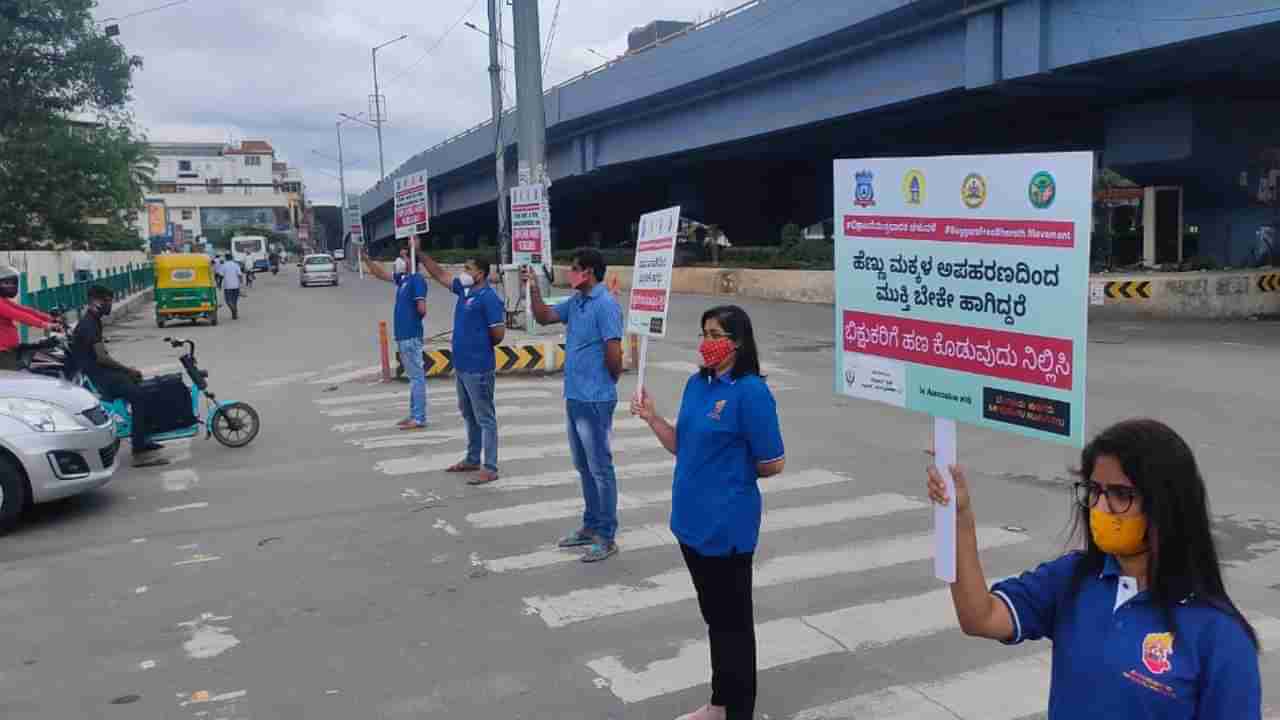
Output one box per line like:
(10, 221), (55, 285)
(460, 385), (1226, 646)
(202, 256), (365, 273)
(670, 372), (785, 556)
(450, 279), (505, 373)
(553, 283), (623, 403)
(991, 552), (1260, 720)
(393, 273), (428, 341)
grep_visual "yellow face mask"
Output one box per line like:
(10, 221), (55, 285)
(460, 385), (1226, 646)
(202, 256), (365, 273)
(1089, 506), (1148, 557)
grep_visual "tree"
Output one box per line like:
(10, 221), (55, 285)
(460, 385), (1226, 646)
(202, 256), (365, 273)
(0, 0), (146, 250)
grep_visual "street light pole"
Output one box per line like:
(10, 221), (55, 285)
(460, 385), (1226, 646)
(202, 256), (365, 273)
(486, 0), (509, 271)
(371, 34), (408, 184)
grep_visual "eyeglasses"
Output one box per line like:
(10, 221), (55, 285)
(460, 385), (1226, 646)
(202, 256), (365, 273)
(1073, 481), (1140, 514)
(699, 331), (734, 340)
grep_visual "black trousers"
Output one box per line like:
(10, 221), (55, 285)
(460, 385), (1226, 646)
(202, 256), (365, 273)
(680, 543), (757, 718)
(93, 369), (148, 450)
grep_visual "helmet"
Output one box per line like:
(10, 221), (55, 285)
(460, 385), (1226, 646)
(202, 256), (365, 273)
(0, 266), (19, 299)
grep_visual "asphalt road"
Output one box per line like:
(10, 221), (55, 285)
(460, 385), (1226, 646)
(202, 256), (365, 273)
(1, 263), (1278, 719)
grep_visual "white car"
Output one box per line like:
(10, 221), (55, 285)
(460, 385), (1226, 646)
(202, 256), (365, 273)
(299, 254), (339, 287)
(0, 372), (119, 532)
(332, 248), (346, 260)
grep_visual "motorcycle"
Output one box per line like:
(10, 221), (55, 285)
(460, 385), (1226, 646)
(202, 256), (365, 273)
(14, 307), (69, 379)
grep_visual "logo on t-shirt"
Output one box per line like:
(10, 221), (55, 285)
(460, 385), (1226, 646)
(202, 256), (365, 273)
(1141, 632), (1174, 675)
(707, 399), (727, 421)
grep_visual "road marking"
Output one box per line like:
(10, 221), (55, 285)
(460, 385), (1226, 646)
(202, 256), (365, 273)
(487, 490), (920, 573)
(160, 469), (199, 492)
(315, 381), (556, 406)
(376, 435), (662, 476)
(652, 361), (699, 375)
(433, 519), (460, 536)
(319, 390), (553, 416)
(323, 360), (361, 372)
(789, 613), (1280, 719)
(523, 527), (1027, 628)
(351, 417), (648, 451)
(308, 364), (383, 385)
(487, 460), (675, 493)
(331, 403), (626, 434)
(139, 363), (179, 375)
(470, 468), (855, 530)
(157, 502), (209, 513)
(173, 554), (221, 566)
(253, 370), (321, 388)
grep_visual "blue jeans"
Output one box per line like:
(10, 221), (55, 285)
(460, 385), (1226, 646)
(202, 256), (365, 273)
(566, 399), (619, 542)
(456, 370), (497, 471)
(397, 337), (427, 423)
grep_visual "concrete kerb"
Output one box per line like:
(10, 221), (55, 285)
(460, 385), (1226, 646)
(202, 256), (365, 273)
(101, 288), (154, 328)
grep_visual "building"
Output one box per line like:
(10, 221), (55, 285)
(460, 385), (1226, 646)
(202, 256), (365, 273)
(137, 140), (306, 250)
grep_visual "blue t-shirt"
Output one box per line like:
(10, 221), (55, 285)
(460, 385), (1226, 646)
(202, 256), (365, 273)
(670, 372), (785, 556)
(450, 279), (505, 373)
(991, 552), (1260, 720)
(393, 273), (428, 341)
(553, 283), (623, 403)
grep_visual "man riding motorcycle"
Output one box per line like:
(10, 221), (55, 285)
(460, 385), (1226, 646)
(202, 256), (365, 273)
(0, 265), (63, 371)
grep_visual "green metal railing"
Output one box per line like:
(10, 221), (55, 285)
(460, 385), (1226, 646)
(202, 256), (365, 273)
(17, 263), (153, 341)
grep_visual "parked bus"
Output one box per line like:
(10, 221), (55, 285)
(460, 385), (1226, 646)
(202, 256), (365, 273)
(231, 235), (270, 273)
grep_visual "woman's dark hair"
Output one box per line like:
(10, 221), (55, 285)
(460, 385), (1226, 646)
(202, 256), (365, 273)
(699, 305), (762, 380)
(1068, 418), (1258, 649)
(573, 248), (607, 282)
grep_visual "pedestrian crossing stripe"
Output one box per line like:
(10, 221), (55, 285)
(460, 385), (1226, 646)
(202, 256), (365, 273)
(1257, 273), (1280, 293)
(1103, 280), (1151, 299)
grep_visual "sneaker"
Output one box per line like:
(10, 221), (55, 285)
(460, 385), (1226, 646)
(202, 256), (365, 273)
(675, 705), (726, 720)
(399, 421), (427, 431)
(557, 529), (595, 548)
(581, 541), (618, 563)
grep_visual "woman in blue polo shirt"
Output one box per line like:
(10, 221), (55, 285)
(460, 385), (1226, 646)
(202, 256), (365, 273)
(927, 418), (1260, 719)
(632, 304), (785, 720)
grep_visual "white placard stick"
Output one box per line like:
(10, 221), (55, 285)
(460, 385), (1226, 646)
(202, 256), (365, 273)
(933, 416), (957, 583)
(635, 335), (649, 401)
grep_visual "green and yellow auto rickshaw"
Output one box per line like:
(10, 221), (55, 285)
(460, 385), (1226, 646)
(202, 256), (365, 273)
(154, 253), (219, 328)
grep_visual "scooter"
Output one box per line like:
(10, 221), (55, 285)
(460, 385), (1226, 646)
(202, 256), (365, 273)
(14, 308), (69, 379)
(81, 337), (261, 448)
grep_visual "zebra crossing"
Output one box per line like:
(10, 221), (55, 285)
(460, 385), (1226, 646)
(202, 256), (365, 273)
(310, 369), (1280, 718)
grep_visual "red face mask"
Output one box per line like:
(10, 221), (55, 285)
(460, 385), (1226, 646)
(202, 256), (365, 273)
(568, 270), (590, 289)
(699, 337), (736, 369)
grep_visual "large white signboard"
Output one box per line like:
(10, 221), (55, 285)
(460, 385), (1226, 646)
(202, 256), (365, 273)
(394, 172), (429, 239)
(627, 205), (681, 338)
(510, 183), (549, 266)
(345, 195), (364, 246)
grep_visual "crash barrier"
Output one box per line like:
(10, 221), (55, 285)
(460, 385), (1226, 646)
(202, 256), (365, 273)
(22, 264), (153, 314)
(377, 324), (568, 379)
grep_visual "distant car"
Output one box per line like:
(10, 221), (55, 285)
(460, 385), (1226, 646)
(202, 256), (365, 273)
(299, 254), (339, 287)
(0, 372), (119, 532)
(332, 248), (346, 260)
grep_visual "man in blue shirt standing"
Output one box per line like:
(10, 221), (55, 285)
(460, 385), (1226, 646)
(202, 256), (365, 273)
(363, 237), (429, 430)
(526, 249), (624, 562)
(418, 252), (506, 484)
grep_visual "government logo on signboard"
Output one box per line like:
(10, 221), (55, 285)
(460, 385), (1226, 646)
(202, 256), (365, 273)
(961, 173), (988, 209)
(854, 170), (876, 207)
(1028, 171), (1056, 209)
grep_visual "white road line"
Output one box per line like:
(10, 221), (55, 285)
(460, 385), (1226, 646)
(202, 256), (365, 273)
(653, 361), (699, 375)
(331, 403), (626, 434)
(523, 527), (1026, 628)
(139, 363), (179, 375)
(790, 612), (1280, 719)
(352, 417), (648, 451)
(253, 370), (321, 388)
(323, 360), (361, 372)
(173, 554), (221, 566)
(157, 502), (209, 513)
(487, 491), (922, 573)
(319, 390), (554, 416)
(376, 435), (662, 476)
(1227, 548), (1280, 588)
(315, 381), (556, 406)
(488, 460), (675, 493)
(471, 468), (855, 531)
(307, 364), (383, 385)
(160, 469), (199, 492)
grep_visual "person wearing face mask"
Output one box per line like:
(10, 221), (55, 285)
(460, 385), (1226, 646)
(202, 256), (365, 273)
(927, 418), (1260, 719)
(630, 305), (785, 720)
(0, 265), (62, 370)
(418, 252), (506, 484)
(525, 248), (624, 563)
(363, 236), (430, 430)
(70, 286), (167, 466)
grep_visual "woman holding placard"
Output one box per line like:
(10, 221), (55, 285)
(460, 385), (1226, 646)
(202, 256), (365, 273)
(631, 305), (785, 720)
(927, 418), (1260, 719)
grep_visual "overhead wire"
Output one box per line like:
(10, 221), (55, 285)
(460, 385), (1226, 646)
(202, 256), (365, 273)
(541, 0), (564, 78)
(96, 0), (192, 23)
(385, 0), (483, 85)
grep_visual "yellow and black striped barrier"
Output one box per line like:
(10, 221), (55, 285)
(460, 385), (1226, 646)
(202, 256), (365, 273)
(1104, 281), (1152, 300)
(400, 342), (568, 378)
(1257, 273), (1280, 293)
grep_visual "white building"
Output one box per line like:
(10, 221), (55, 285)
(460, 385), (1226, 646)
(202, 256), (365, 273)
(138, 140), (306, 249)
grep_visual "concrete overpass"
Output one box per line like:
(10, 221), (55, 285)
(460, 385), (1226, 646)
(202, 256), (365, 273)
(358, 0), (1280, 265)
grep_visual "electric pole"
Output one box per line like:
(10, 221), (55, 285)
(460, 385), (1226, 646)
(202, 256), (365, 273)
(487, 0), (509, 267)
(511, 0), (548, 187)
(371, 34), (408, 184)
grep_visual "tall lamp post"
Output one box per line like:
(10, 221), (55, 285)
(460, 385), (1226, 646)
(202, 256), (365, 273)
(371, 34), (408, 184)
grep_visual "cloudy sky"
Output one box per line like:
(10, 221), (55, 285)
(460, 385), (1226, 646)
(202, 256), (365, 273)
(94, 0), (730, 206)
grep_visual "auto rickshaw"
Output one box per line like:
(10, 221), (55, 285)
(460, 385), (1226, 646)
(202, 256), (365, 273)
(154, 253), (219, 328)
